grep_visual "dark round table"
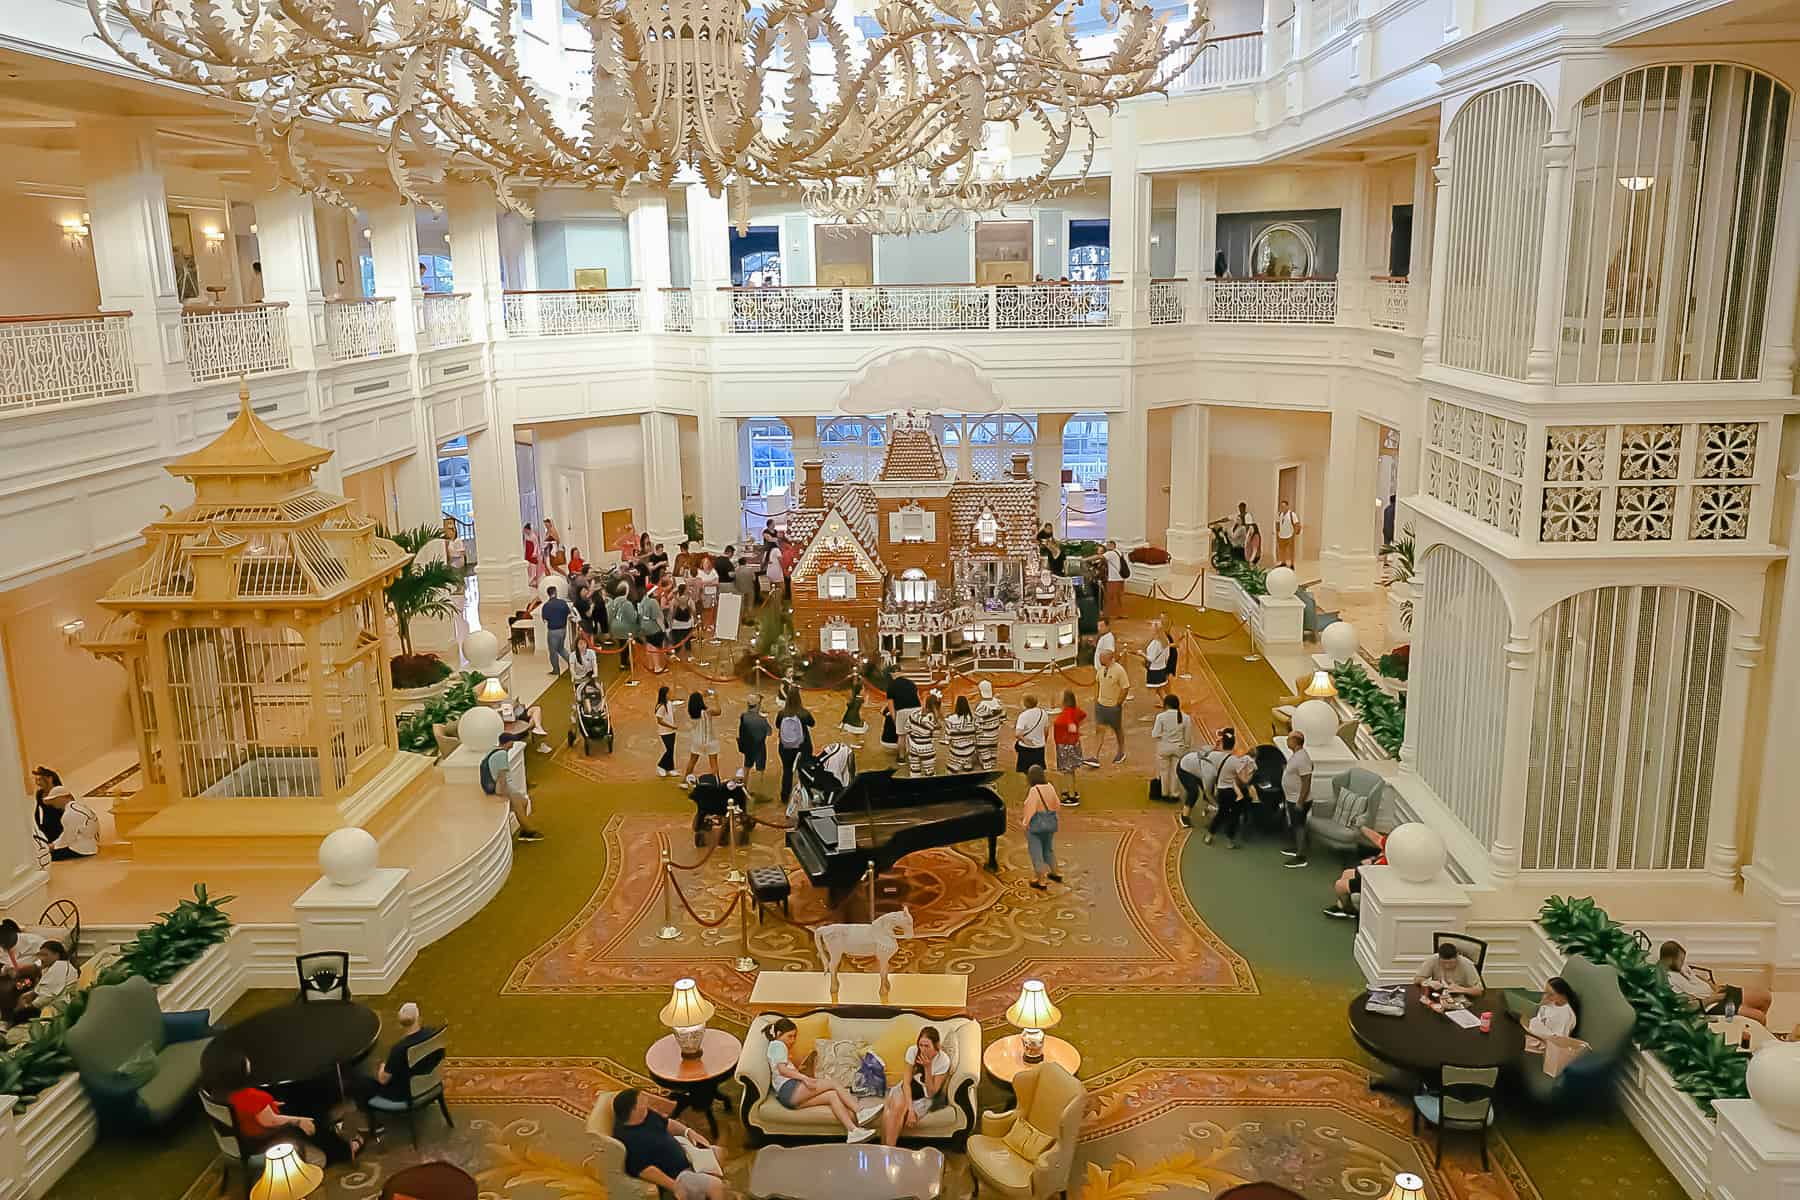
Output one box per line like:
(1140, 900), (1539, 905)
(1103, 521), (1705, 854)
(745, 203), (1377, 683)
(645, 1029), (742, 1139)
(1347, 986), (1525, 1093)
(202, 1000), (382, 1091)
(382, 1161), (478, 1200)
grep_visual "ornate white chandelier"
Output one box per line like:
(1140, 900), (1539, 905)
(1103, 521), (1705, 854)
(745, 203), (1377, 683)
(88, 0), (1211, 218)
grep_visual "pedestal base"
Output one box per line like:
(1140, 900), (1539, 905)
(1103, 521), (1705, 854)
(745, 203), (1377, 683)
(294, 867), (418, 994)
(1352, 864), (1472, 985)
(747, 971), (967, 1016)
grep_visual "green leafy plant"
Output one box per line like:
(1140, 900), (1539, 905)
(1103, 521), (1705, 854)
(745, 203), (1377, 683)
(1329, 660), (1405, 755)
(1061, 538), (1102, 559)
(683, 512), (704, 544)
(376, 523), (464, 662)
(1380, 526), (1416, 585)
(1538, 895), (1748, 1110)
(1209, 526), (1268, 596)
(396, 669), (488, 753)
(1376, 644), (1410, 682)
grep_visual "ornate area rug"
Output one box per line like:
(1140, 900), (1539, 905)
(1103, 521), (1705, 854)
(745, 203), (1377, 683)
(506, 811), (1255, 1023)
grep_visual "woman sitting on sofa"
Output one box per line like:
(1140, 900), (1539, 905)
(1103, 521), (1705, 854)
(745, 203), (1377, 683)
(764, 1018), (877, 1143)
(878, 1027), (950, 1146)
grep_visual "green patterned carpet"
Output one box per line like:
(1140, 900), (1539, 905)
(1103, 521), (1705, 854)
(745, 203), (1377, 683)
(47, 605), (1682, 1200)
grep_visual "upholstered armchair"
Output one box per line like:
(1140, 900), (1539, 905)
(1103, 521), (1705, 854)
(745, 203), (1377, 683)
(967, 1061), (1086, 1199)
(1520, 955), (1637, 1108)
(64, 975), (212, 1129)
(585, 1091), (662, 1200)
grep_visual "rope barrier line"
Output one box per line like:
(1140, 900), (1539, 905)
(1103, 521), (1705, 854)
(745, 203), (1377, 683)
(1149, 570), (1207, 605)
(664, 866), (745, 928)
(665, 823), (725, 872)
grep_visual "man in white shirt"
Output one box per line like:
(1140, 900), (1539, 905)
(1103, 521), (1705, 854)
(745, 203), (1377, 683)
(0, 921), (43, 976)
(1100, 541), (1125, 619)
(49, 799), (99, 861)
(1012, 696), (1050, 777)
(1274, 500), (1301, 568)
(1279, 730), (1314, 867)
(1093, 618), (1116, 667)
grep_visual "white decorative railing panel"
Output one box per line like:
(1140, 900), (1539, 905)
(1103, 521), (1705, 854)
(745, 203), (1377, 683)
(663, 288), (694, 332)
(1175, 31), (1263, 89)
(848, 286), (991, 332)
(182, 303), (293, 382)
(422, 292), (472, 348)
(1206, 279), (1338, 324)
(503, 289), (643, 336)
(324, 297), (398, 362)
(994, 283), (1117, 328)
(1148, 280), (1186, 326)
(1308, 0), (1354, 48)
(728, 286), (847, 333)
(1371, 278), (1409, 330)
(0, 313), (137, 411)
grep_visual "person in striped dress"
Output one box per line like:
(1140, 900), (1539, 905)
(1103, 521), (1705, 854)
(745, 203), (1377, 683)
(944, 695), (978, 773)
(973, 680), (1005, 771)
(907, 694), (943, 777)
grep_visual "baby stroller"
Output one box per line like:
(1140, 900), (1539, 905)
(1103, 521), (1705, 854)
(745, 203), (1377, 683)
(565, 678), (614, 755)
(789, 743), (856, 815)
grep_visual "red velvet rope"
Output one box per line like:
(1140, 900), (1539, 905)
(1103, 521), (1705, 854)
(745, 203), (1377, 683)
(664, 867), (745, 928)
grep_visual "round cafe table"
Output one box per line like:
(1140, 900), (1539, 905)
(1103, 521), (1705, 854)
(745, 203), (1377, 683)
(1347, 986), (1524, 1094)
(381, 1161), (478, 1200)
(646, 1029), (742, 1140)
(201, 999), (382, 1092)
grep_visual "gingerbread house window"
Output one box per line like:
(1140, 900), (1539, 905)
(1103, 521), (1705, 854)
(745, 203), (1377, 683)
(823, 623), (858, 653)
(975, 508), (999, 546)
(820, 570), (855, 600)
(890, 503), (934, 544)
(896, 568), (936, 604)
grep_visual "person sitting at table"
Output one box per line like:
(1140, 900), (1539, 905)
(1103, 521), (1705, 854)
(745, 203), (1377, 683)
(224, 1053), (319, 1152)
(1414, 942), (1484, 996)
(1521, 975), (1579, 1043)
(19, 941), (77, 1015)
(610, 1087), (727, 1200)
(0, 920), (43, 976)
(1657, 940), (1772, 1023)
(368, 1001), (440, 1106)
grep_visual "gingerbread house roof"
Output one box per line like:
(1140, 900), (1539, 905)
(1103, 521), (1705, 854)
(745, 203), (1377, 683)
(791, 505), (884, 582)
(877, 419), (948, 482)
(949, 480), (1039, 558)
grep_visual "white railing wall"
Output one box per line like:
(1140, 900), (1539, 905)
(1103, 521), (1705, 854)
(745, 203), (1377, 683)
(324, 297), (398, 362)
(422, 292), (473, 348)
(849, 285), (993, 332)
(1148, 280), (1186, 326)
(662, 288), (694, 332)
(1370, 278), (1410, 330)
(182, 303), (293, 383)
(1206, 279), (1339, 324)
(1268, 17), (1294, 67)
(0, 313), (137, 411)
(727, 283), (1119, 333)
(1174, 31), (1264, 90)
(504, 289), (643, 336)
(1307, 0), (1355, 48)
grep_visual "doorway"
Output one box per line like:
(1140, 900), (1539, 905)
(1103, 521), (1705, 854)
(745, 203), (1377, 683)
(554, 469), (590, 559)
(1274, 464), (1303, 569)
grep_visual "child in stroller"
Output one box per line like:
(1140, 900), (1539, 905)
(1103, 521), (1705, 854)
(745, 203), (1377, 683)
(565, 677), (614, 755)
(789, 743), (856, 816)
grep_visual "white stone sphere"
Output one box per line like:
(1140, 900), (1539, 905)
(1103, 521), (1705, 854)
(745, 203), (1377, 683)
(1321, 620), (1360, 663)
(1385, 822), (1448, 884)
(319, 827), (378, 887)
(1748, 1043), (1800, 1132)
(1264, 566), (1298, 600)
(1292, 699), (1340, 746)
(458, 704), (504, 753)
(462, 629), (502, 672)
(540, 575), (570, 603)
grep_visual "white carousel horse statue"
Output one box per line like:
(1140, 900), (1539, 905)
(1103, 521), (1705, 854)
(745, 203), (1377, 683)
(813, 908), (914, 998)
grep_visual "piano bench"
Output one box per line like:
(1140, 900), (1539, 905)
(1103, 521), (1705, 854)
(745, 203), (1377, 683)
(749, 867), (791, 923)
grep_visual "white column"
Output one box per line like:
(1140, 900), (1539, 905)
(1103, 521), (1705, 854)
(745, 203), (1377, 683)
(1105, 407), (1148, 545)
(955, 416), (974, 480)
(1408, 148), (1434, 333)
(1165, 404), (1212, 565)
(79, 121), (185, 392)
(255, 188), (329, 369)
(628, 194), (673, 331)
(1336, 166), (1370, 328)
(0, 633), (49, 911)
(1174, 179), (1217, 322)
(1748, 474), (1800, 966)
(497, 212), (538, 293)
(1035, 414), (1068, 528)
(642, 411), (685, 550)
(1421, 149), (1453, 365)
(785, 416), (820, 472)
(1108, 107), (1152, 328)
(696, 409), (741, 554)
(686, 182), (733, 334)
(1757, 125), (1800, 388)
(447, 185), (506, 342)
(1524, 129), (1575, 384)
(1487, 623), (1537, 879)
(367, 199), (424, 355)
(1705, 624), (1763, 881)
(468, 425), (527, 608)
(1319, 412), (1381, 589)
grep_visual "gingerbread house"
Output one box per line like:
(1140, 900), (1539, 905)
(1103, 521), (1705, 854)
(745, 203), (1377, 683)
(788, 412), (1077, 673)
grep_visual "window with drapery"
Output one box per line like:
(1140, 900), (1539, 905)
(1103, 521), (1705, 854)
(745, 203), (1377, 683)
(896, 568), (936, 604)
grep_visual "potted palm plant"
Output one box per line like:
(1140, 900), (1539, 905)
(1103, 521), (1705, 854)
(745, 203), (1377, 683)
(378, 523), (465, 698)
(1381, 527), (1415, 632)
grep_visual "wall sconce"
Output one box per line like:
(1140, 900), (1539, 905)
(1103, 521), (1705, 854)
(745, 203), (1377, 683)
(60, 619), (86, 647)
(60, 215), (90, 247)
(249, 223), (259, 234)
(202, 225), (226, 252)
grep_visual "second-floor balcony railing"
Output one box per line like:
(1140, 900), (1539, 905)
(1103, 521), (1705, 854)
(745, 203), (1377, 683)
(1, 312), (138, 412)
(727, 282), (1119, 333)
(1206, 278), (1339, 325)
(504, 289), (643, 336)
(422, 292), (473, 348)
(1174, 31), (1264, 90)
(1148, 279), (1186, 326)
(663, 288), (694, 332)
(325, 297), (399, 362)
(183, 302), (293, 383)
(1370, 277), (1410, 331)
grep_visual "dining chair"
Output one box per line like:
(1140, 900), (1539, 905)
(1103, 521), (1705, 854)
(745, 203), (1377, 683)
(199, 1090), (263, 1200)
(296, 952), (351, 1002)
(1412, 1064), (1498, 1168)
(366, 1026), (453, 1147)
(1432, 931), (1489, 975)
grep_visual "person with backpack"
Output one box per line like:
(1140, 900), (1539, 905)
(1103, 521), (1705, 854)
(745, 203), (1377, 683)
(1204, 728), (1253, 849)
(1101, 540), (1129, 619)
(776, 693), (815, 806)
(481, 732), (544, 841)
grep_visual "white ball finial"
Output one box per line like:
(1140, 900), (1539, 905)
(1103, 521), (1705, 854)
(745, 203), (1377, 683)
(319, 827), (378, 887)
(458, 704), (503, 753)
(1748, 1043), (1800, 1132)
(1385, 822), (1448, 884)
(1264, 566), (1298, 600)
(1292, 699), (1339, 745)
(1321, 620), (1359, 663)
(540, 575), (569, 603)
(462, 629), (501, 672)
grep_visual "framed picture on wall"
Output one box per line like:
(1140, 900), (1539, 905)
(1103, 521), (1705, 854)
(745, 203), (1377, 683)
(168, 211), (200, 301)
(573, 268), (609, 290)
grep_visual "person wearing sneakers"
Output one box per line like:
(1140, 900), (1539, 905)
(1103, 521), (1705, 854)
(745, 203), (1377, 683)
(737, 694), (771, 790)
(973, 680), (1006, 771)
(1279, 729), (1315, 868)
(481, 732), (544, 841)
(654, 686), (679, 778)
(1203, 729), (1253, 848)
(1093, 649), (1130, 764)
(1051, 690), (1089, 807)
(763, 1018), (878, 1143)
(1021, 765), (1064, 890)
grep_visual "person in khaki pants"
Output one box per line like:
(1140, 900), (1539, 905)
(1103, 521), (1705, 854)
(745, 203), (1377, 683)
(1275, 499), (1301, 568)
(1150, 694), (1193, 802)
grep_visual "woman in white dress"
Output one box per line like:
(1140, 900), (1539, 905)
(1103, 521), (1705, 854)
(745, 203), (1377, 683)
(682, 689), (723, 784)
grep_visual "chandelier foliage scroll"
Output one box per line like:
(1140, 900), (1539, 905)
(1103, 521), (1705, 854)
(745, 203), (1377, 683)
(87, 0), (1212, 217)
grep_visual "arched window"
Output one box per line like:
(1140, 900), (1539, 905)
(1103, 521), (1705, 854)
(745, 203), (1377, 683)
(896, 568), (936, 603)
(742, 419), (795, 498)
(819, 417), (887, 482)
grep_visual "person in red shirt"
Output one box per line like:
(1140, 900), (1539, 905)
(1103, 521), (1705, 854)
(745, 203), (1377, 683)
(1051, 690), (1088, 808)
(1323, 827), (1388, 920)
(223, 1055), (316, 1149)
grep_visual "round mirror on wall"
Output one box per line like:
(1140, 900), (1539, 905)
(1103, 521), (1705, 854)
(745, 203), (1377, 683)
(1250, 223), (1317, 279)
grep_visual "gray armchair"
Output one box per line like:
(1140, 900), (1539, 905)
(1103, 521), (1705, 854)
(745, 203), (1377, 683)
(1297, 587), (1341, 640)
(64, 975), (212, 1129)
(1519, 955), (1636, 1108)
(1306, 767), (1397, 854)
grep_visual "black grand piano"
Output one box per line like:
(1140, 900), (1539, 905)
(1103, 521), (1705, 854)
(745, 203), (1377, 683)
(787, 769), (1006, 900)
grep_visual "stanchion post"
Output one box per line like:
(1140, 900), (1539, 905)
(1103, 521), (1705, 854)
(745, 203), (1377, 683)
(626, 635), (642, 686)
(657, 848), (681, 940)
(725, 799), (746, 884)
(735, 880), (758, 973)
(864, 862), (876, 921)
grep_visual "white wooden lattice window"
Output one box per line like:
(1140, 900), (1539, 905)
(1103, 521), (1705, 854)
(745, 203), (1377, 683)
(889, 504), (935, 544)
(819, 570), (855, 600)
(896, 568), (936, 603)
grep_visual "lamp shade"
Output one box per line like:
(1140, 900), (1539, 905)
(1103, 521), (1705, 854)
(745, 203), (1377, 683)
(477, 676), (509, 704)
(1382, 1173), (1426, 1200)
(1005, 980), (1061, 1031)
(659, 978), (716, 1028)
(249, 1143), (323, 1200)
(1303, 669), (1337, 698)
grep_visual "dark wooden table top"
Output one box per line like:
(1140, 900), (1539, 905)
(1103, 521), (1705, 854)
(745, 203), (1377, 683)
(645, 1030), (742, 1084)
(201, 999), (382, 1090)
(381, 1160), (477, 1200)
(1347, 985), (1525, 1076)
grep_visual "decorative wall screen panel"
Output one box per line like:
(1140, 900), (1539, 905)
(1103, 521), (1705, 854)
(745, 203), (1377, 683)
(1411, 546), (1511, 846)
(1442, 84), (1552, 379)
(1523, 586), (1729, 871)
(1423, 399), (1525, 535)
(1561, 65), (1791, 383)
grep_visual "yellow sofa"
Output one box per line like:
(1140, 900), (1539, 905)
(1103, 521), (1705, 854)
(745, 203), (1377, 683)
(967, 1061), (1087, 1199)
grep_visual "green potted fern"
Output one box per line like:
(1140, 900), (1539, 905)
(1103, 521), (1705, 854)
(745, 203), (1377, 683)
(378, 523), (465, 695)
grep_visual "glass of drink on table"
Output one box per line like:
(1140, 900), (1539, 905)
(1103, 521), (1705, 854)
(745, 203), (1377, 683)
(1480, 1011), (1492, 1033)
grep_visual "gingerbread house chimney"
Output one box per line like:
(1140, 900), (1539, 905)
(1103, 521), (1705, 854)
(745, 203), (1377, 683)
(801, 459), (825, 509)
(1010, 451), (1031, 481)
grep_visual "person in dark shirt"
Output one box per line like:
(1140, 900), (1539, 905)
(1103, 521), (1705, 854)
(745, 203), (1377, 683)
(541, 587), (573, 676)
(610, 1087), (725, 1199)
(738, 693), (772, 788)
(884, 671), (921, 751)
(372, 1002), (441, 1103)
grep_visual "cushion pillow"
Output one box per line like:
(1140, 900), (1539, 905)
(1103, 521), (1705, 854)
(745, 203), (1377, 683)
(1002, 1116), (1055, 1161)
(811, 1038), (865, 1094)
(789, 1012), (832, 1064)
(868, 1016), (928, 1083)
(119, 1043), (159, 1087)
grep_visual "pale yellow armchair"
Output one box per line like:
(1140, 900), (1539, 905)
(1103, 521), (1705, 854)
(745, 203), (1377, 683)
(967, 1061), (1087, 1199)
(585, 1090), (661, 1200)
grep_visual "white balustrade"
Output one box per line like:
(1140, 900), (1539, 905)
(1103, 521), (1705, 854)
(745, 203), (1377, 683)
(662, 288), (694, 333)
(1174, 31), (1264, 90)
(503, 290), (643, 336)
(1370, 278), (1410, 331)
(728, 286), (848, 333)
(993, 282), (1118, 329)
(1268, 17), (1294, 66)
(848, 286), (991, 332)
(1307, 0), (1354, 48)
(1206, 279), (1339, 324)
(324, 297), (398, 362)
(182, 303), (293, 382)
(422, 292), (473, 348)
(724, 283), (1120, 333)
(1148, 280), (1186, 326)
(0, 312), (137, 411)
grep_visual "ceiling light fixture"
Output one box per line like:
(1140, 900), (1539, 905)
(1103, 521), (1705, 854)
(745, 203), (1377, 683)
(1617, 176), (1656, 191)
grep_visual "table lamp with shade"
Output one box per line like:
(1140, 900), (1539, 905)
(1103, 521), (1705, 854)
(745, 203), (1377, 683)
(1382, 1173), (1426, 1200)
(249, 1142), (323, 1200)
(660, 978), (716, 1057)
(1304, 669), (1337, 699)
(1005, 979), (1062, 1063)
(477, 676), (509, 705)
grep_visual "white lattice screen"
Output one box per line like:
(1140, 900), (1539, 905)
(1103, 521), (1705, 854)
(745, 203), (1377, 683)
(1561, 64), (1792, 383)
(1411, 546), (1510, 846)
(1442, 84), (1552, 379)
(1522, 586), (1729, 871)
(163, 625), (316, 798)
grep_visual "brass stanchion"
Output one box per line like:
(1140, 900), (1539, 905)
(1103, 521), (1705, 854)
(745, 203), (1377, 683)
(725, 799), (746, 884)
(1179, 627), (1196, 680)
(656, 848), (681, 940)
(864, 862), (876, 921)
(734, 880), (758, 974)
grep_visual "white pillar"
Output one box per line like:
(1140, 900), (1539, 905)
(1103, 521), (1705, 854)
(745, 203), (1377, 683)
(629, 194), (673, 331)
(1105, 407), (1148, 545)
(79, 121), (186, 393)
(1421, 149), (1453, 365)
(497, 212), (538, 293)
(1524, 129), (1575, 384)
(1174, 179), (1217, 322)
(1165, 404), (1212, 565)
(1487, 623), (1537, 879)
(447, 185), (506, 342)
(1319, 412), (1381, 590)
(1408, 148), (1434, 333)
(686, 182), (733, 334)
(0, 632), (49, 912)
(1336, 166), (1370, 328)
(368, 199), (424, 355)
(785, 416), (820, 472)
(642, 411), (685, 550)
(1035, 414), (1068, 528)
(255, 188), (329, 369)
(1705, 624), (1763, 881)
(696, 409), (741, 555)
(469, 425), (527, 609)
(1108, 107), (1152, 328)
(1758, 125), (1800, 388)
(1748, 475), (1800, 965)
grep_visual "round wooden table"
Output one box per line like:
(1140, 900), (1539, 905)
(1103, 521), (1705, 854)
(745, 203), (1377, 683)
(201, 1000), (382, 1091)
(1347, 986), (1524, 1093)
(982, 1034), (1081, 1086)
(381, 1161), (478, 1200)
(645, 1029), (742, 1139)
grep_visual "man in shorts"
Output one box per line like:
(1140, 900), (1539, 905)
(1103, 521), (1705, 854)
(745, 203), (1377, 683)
(1093, 649), (1130, 764)
(610, 1088), (725, 1200)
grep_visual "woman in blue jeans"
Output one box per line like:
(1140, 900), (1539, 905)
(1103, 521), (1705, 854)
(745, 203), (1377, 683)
(1021, 765), (1064, 890)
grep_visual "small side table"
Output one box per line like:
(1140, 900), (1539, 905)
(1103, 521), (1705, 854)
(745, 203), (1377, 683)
(982, 1034), (1081, 1087)
(381, 1161), (478, 1200)
(646, 1029), (743, 1138)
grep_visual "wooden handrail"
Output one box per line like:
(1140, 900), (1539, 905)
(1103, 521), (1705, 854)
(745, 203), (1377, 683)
(716, 279), (1125, 290)
(0, 310), (132, 325)
(1151, 277), (1188, 283)
(503, 287), (641, 295)
(1209, 275), (1339, 283)
(1369, 274), (1409, 282)
(1205, 30), (1265, 41)
(181, 301), (291, 314)
(424, 291), (472, 298)
(659, 286), (693, 292)
(326, 295), (396, 303)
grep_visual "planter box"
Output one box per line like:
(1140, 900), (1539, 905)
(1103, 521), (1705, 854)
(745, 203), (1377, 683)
(1125, 561), (1170, 596)
(1619, 1046), (1713, 1199)
(391, 670), (458, 727)
(1207, 573), (1301, 648)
